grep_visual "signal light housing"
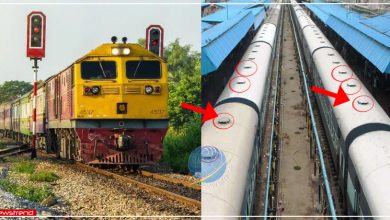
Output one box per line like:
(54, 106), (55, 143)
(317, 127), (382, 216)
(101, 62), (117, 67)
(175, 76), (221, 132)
(27, 11), (46, 58)
(146, 25), (164, 58)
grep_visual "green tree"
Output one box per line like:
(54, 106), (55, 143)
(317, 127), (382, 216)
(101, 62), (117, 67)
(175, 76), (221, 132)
(163, 118), (201, 173)
(165, 39), (201, 129)
(137, 38), (145, 47)
(162, 39), (201, 173)
(168, 73), (201, 129)
(0, 81), (33, 103)
(165, 39), (200, 82)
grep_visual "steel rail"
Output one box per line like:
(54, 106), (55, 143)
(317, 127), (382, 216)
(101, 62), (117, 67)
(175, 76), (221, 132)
(263, 4), (283, 219)
(140, 170), (201, 191)
(74, 162), (201, 209)
(288, 6), (337, 219)
(0, 145), (31, 159)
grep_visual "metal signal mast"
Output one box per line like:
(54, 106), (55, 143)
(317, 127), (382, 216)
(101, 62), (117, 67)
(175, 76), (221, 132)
(27, 11), (46, 159)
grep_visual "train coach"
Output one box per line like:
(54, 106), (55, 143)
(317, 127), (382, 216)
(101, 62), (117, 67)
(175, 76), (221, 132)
(202, 4), (281, 216)
(291, 2), (390, 217)
(0, 104), (5, 136)
(0, 39), (169, 167)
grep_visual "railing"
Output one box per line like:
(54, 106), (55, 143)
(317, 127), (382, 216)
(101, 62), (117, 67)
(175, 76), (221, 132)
(263, 4), (283, 219)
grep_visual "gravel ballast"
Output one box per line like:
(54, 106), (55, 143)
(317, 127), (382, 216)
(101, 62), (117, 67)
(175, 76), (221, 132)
(0, 155), (200, 217)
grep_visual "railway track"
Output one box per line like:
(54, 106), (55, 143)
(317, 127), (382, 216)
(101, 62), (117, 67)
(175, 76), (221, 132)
(0, 144), (31, 159)
(312, 104), (345, 215)
(140, 170), (201, 191)
(1, 145), (200, 208)
(288, 3), (345, 215)
(260, 5), (342, 218)
(289, 5), (337, 218)
(259, 3), (284, 217)
(74, 162), (201, 209)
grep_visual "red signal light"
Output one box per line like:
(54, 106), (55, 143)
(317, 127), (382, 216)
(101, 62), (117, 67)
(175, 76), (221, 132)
(146, 25), (164, 58)
(27, 11), (46, 58)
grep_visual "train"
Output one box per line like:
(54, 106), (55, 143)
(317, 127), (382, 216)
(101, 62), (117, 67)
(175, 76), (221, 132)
(291, 1), (390, 217)
(0, 39), (169, 167)
(201, 4), (281, 216)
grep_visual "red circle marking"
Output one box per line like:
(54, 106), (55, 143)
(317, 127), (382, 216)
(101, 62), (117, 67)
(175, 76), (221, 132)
(331, 64), (354, 82)
(352, 95), (374, 113)
(235, 60), (258, 77)
(340, 78), (362, 95)
(228, 76), (251, 93)
(212, 112), (235, 130)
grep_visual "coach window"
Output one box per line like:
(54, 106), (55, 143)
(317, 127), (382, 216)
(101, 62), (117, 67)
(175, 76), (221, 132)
(81, 61), (117, 80)
(126, 60), (161, 79)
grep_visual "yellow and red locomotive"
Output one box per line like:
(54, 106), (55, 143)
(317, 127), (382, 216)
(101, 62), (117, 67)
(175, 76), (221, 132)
(0, 39), (169, 166)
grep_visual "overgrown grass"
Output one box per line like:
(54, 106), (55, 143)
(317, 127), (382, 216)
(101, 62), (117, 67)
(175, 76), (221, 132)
(163, 119), (201, 173)
(29, 171), (59, 182)
(11, 161), (36, 174)
(0, 179), (54, 202)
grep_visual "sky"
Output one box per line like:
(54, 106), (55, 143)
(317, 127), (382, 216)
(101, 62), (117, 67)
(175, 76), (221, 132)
(0, 0), (200, 84)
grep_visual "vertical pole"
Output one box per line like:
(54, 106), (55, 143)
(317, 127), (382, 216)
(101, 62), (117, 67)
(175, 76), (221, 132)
(31, 58), (38, 159)
(226, 3), (228, 20)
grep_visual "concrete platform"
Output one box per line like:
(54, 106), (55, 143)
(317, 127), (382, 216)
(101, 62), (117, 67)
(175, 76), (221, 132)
(277, 11), (316, 216)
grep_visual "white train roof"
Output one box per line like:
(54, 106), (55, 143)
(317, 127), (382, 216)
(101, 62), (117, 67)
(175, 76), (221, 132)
(202, 103), (258, 217)
(296, 10), (316, 30)
(264, 4), (281, 26)
(251, 22), (277, 47)
(350, 132), (390, 217)
(202, 5), (281, 217)
(217, 23), (276, 110)
(311, 30), (390, 218)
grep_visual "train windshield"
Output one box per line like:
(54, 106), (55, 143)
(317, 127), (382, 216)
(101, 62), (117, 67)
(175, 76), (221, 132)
(126, 60), (161, 79)
(81, 61), (117, 80)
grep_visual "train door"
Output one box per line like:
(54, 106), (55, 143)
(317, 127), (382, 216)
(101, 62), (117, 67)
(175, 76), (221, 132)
(54, 76), (62, 157)
(55, 77), (60, 119)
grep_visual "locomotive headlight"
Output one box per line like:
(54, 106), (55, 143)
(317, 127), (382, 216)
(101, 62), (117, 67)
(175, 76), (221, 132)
(91, 86), (101, 95)
(145, 85), (154, 94)
(123, 48), (131, 55)
(112, 48), (120, 55)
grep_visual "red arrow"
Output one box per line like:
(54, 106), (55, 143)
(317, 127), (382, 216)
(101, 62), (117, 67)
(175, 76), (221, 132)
(181, 102), (218, 122)
(311, 85), (350, 107)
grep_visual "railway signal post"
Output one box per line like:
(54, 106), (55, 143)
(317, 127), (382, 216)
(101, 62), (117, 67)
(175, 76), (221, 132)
(146, 25), (164, 57)
(26, 11), (46, 159)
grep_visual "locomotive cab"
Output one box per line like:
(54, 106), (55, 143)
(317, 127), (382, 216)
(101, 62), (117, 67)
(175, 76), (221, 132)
(46, 42), (169, 166)
(74, 43), (168, 120)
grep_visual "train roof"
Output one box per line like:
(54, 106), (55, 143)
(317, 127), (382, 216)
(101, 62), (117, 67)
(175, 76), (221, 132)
(0, 42), (164, 106)
(75, 43), (166, 63)
(13, 91), (32, 103)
